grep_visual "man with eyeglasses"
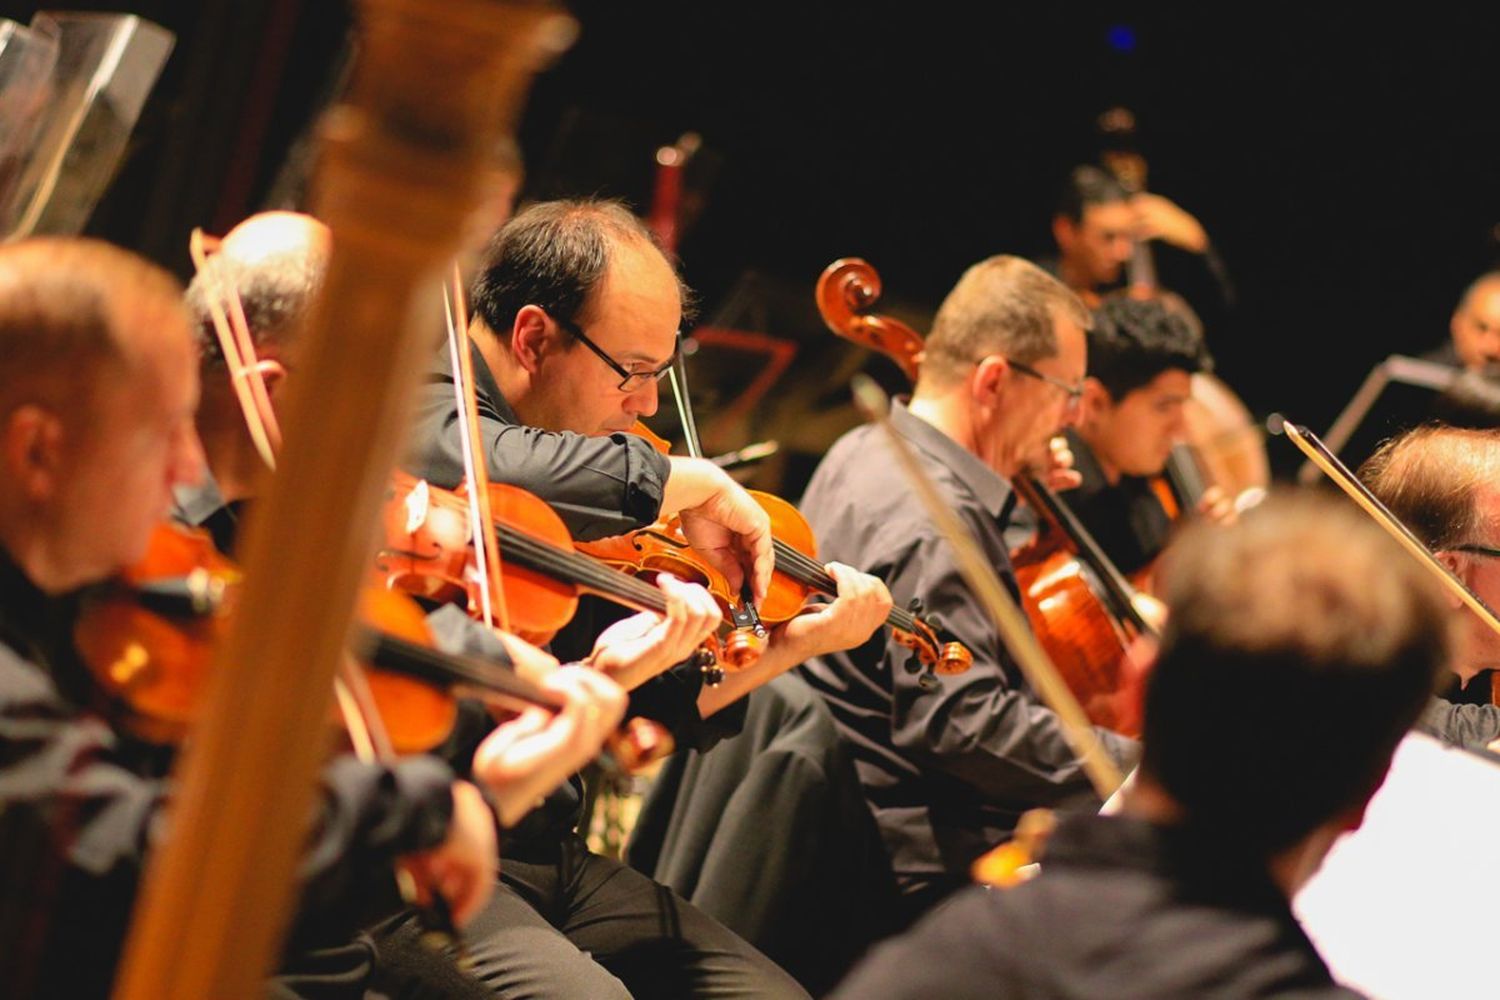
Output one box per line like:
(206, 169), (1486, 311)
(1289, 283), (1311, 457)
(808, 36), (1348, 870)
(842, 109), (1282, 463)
(1360, 424), (1500, 750)
(797, 254), (1140, 933)
(403, 198), (893, 999)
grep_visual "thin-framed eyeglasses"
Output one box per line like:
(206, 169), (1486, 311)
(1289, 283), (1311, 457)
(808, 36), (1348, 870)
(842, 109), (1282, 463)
(1454, 543), (1500, 560)
(1006, 358), (1085, 407)
(551, 312), (679, 392)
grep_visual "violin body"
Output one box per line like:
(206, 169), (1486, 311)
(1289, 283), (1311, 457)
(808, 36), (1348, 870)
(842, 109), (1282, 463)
(1010, 543), (1146, 737)
(75, 521), (457, 752)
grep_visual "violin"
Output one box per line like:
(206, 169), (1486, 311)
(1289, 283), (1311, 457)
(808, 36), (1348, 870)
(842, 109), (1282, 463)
(595, 408), (973, 676)
(75, 521), (672, 769)
(578, 488), (973, 678)
(816, 256), (1150, 734)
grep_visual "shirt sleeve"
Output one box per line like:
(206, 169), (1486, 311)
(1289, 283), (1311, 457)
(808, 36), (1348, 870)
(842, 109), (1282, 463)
(0, 647), (463, 965)
(1417, 697), (1500, 751)
(406, 375), (671, 541)
(880, 529), (1140, 806)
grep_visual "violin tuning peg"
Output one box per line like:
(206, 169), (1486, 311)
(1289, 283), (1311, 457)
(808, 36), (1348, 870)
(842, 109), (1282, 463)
(917, 670), (940, 693)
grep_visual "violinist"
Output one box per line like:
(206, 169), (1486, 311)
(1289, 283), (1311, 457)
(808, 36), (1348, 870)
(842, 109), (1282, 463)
(1065, 295), (1229, 578)
(1360, 425), (1500, 749)
(1044, 164), (1233, 332)
(832, 493), (1452, 1000)
(403, 197), (890, 1000)
(0, 238), (507, 999)
(799, 255), (1139, 926)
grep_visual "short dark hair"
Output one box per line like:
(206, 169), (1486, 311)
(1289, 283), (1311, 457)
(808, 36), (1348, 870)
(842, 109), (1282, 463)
(1056, 165), (1130, 224)
(1087, 295), (1213, 399)
(1360, 424), (1500, 551)
(469, 198), (693, 343)
(184, 245), (327, 368)
(1143, 490), (1450, 857)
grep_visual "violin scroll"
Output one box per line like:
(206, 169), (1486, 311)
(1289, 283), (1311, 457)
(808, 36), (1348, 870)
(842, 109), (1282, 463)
(816, 258), (924, 382)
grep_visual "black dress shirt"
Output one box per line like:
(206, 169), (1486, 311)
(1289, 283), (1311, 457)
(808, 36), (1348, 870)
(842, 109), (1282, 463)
(1063, 428), (1176, 577)
(0, 547), (457, 998)
(399, 337), (746, 840)
(797, 401), (1138, 898)
(405, 337), (671, 541)
(831, 812), (1364, 999)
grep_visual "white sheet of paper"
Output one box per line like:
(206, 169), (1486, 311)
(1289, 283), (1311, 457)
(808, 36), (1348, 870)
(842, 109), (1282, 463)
(1295, 732), (1500, 999)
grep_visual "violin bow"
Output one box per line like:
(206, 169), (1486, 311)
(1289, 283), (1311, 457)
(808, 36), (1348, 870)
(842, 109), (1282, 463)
(188, 227), (282, 469)
(1282, 422), (1500, 638)
(444, 264), (511, 633)
(852, 375), (1124, 800)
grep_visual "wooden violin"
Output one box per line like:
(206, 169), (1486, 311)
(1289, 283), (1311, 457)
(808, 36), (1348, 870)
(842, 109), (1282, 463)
(75, 520), (672, 769)
(817, 256), (1151, 734)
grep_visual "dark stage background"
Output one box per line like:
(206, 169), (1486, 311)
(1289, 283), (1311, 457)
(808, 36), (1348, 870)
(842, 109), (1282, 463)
(9, 1), (1500, 484)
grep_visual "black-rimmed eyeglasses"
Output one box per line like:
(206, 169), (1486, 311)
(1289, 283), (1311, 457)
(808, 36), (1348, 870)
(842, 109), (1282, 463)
(1454, 543), (1500, 559)
(1007, 359), (1085, 407)
(551, 313), (679, 392)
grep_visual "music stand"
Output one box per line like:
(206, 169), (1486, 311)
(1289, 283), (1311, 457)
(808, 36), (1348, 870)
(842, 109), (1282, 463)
(1296, 355), (1458, 485)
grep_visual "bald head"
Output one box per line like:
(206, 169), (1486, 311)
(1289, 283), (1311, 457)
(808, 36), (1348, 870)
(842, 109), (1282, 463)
(187, 210), (331, 367)
(1360, 425), (1500, 550)
(1450, 272), (1500, 371)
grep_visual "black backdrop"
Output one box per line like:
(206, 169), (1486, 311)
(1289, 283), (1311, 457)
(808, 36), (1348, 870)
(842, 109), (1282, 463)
(11, 1), (1500, 468)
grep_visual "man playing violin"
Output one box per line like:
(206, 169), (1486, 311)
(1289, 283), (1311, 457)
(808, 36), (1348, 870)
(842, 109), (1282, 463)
(832, 492), (1452, 999)
(400, 196), (892, 999)
(1066, 295), (1231, 578)
(0, 237), (579, 998)
(798, 254), (1140, 926)
(1361, 424), (1500, 748)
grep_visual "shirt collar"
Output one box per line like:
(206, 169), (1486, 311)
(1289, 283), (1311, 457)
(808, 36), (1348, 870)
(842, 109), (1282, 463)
(889, 399), (1015, 520)
(172, 471), (227, 529)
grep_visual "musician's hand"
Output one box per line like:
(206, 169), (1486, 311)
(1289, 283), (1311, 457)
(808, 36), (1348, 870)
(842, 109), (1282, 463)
(1130, 193), (1209, 254)
(1040, 434), (1083, 492)
(776, 562), (892, 660)
(471, 665), (626, 826)
(398, 780), (497, 927)
(1196, 485), (1237, 526)
(588, 573), (722, 689)
(666, 456), (774, 604)
(494, 632), (560, 686)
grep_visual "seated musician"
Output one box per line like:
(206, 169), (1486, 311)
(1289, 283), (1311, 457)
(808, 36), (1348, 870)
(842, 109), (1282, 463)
(1066, 295), (1229, 578)
(1422, 271), (1500, 371)
(1044, 164), (1234, 331)
(798, 255), (1140, 926)
(401, 197), (893, 999)
(184, 210), (717, 690)
(0, 238), (571, 998)
(1360, 424), (1500, 748)
(832, 491), (1454, 999)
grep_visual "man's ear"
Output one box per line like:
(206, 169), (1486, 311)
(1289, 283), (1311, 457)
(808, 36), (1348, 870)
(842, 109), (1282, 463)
(971, 355), (1009, 408)
(1052, 215), (1076, 253)
(1081, 376), (1112, 426)
(510, 305), (553, 374)
(3, 404), (66, 502)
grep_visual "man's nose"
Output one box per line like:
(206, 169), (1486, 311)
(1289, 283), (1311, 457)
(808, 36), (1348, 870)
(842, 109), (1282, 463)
(626, 378), (660, 418)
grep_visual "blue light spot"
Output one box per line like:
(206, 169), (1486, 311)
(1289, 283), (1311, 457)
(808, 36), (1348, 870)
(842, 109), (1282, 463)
(1106, 24), (1137, 52)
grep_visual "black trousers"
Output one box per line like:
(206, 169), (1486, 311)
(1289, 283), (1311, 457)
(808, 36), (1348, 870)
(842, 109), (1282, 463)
(460, 833), (810, 1000)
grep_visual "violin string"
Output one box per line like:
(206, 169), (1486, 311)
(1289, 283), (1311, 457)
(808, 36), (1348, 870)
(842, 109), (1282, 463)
(769, 537), (920, 633)
(491, 523), (670, 613)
